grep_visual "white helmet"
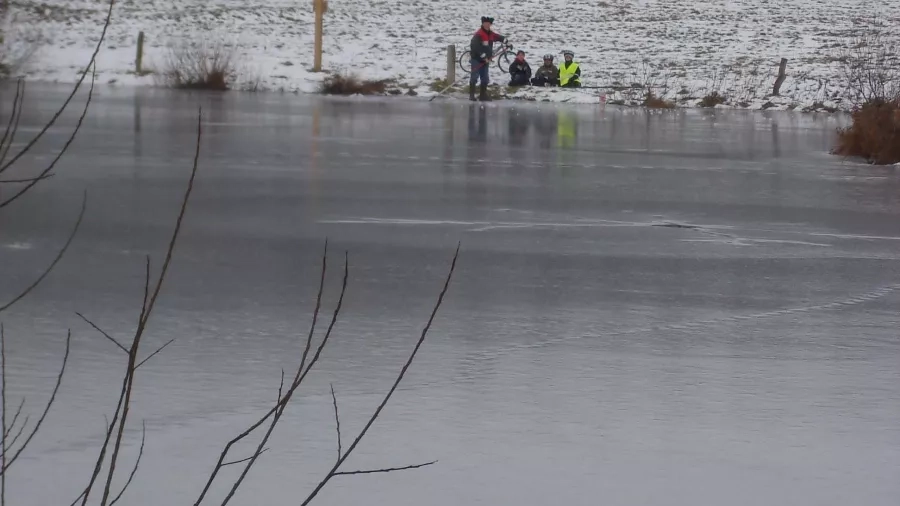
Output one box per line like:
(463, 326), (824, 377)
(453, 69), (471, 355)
(562, 49), (575, 57)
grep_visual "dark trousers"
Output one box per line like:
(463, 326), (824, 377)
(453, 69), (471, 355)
(509, 74), (530, 87)
(531, 76), (558, 87)
(470, 60), (489, 86)
(561, 80), (581, 88)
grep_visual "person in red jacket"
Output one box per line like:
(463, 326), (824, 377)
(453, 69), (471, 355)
(469, 16), (507, 101)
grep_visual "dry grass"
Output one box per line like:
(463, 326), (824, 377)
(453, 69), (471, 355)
(699, 91), (726, 108)
(834, 99), (900, 165)
(643, 92), (675, 109)
(158, 41), (236, 90)
(320, 73), (390, 95)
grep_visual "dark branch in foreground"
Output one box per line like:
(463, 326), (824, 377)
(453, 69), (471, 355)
(96, 106), (203, 506)
(299, 243), (460, 506)
(330, 384), (341, 460)
(0, 80), (25, 170)
(333, 461), (439, 476)
(0, 0), (115, 179)
(135, 339), (175, 370)
(76, 311), (128, 354)
(221, 448), (270, 467)
(0, 62), (98, 209)
(0, 193), (87, 314)
(0, 330), (72, 475)
(108, 421), (146, 506)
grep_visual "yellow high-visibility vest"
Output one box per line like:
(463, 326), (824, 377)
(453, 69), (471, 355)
(559, 62), (580, 86)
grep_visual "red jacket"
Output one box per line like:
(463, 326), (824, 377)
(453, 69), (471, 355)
(470, 28), (506, 63)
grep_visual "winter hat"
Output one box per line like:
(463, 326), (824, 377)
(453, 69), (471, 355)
(481, 16), (494, 23)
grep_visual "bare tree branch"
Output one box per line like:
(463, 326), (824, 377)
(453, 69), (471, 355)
(76, 311), (128, 354)
(135, 339), (175, 370)
(0, 192), (87, 314)
(295, 239), (328, 385)
(193, 242), (332, 506)
(0, 174), (54, 184)
(0, 79), (25, 165)
(108, 421), (146, 506)
(300, 243), (460, 506)
(0, 61), (97, 209)
(333, 461), (438, 476)
(2, 323), (7, 506)
(0, 0), (114, 178)
(221, 448), (269, 467)
(1, 329), (72, 475)
(98, 106), (204, 506)
(77, 393), (128, 506)
(219, 371), (286, 506)
(4, 415), (28, 453)
(137, 256), (150, 327)
(330, 384), (341, 461)
(2, 398), (24, 440)
(0, 80), (25, 170)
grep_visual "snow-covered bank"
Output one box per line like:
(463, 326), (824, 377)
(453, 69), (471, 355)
(7, 0), (900, 110)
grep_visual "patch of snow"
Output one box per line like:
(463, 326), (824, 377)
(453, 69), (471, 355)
(7, 0), (900, 110)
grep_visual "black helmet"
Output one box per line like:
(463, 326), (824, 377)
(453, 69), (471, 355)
(543, 54), (554, 60)
(481, 16), (494, 23)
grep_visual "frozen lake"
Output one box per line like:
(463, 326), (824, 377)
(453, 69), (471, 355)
(1, 86), (899, 505)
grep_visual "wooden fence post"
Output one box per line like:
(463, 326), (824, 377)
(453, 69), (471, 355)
(772, 58), (788, 96)
(446, 45), (456, 84)
(135, 31), (144, 74)
(313, 0), (327, 72)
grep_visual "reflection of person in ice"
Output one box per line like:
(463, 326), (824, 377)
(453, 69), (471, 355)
(507, 109), (530, 174)
(465, 104), (489, 177)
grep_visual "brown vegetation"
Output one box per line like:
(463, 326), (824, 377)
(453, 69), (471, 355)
(320, 73), (390, 95)
(643, 92), (675, 109)
(159, 41), (236, 90)
(834, 99), (900, 165)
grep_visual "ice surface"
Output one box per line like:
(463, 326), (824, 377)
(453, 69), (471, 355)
(1, 88), (899, 505)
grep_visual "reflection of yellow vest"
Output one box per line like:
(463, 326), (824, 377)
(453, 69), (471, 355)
(559, 62), (580, 86)
(557, 114), (576, 148)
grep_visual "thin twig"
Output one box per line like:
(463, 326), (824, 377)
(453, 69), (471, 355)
(0, 193), (87, 314)
(0, 80), (25, 170)
(108, 421), (146, 506)
(0, 0), (114, 177)
(4, 416), (28, 453)
(0, 61), (97, 209)
(333, 461), (438, 476)
(76, 311), (128, 354)
(219, 371), (286, 506)
(294, 240), (327, 387)
(330, 384), (341, 461)
(77, 403), (126, 506)
(221, 448), (270, 467)
(138, 256), (150, 327)
(1, 329), (72, 474)
(0, 174), (54, 184)
(296, 252), (349, 385)
(135, 339), (175, 370)
(2, 399), (24, 440)
(300, 244), (460, 506)
(2, 323), (7, 506)
(98, 106), (203, 506)
(0, 80), (23, 165)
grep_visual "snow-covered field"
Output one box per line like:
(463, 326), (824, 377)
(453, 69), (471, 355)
(5, 0), (900, 110)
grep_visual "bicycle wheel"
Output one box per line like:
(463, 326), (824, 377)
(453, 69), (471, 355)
(496, 51), (512, 73)
(458, 50), (472, 74)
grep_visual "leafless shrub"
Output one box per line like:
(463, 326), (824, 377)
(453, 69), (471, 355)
(159, 41), (237, 90)
(643, 91), (675, 109)
(699, 91), (726, 108)
(0, 9), (44, 79)
(320, 73), (391, 95)
(836, 29), (900, 106)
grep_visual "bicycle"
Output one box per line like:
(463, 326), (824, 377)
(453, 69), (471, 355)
(458, 41), (514, 74)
